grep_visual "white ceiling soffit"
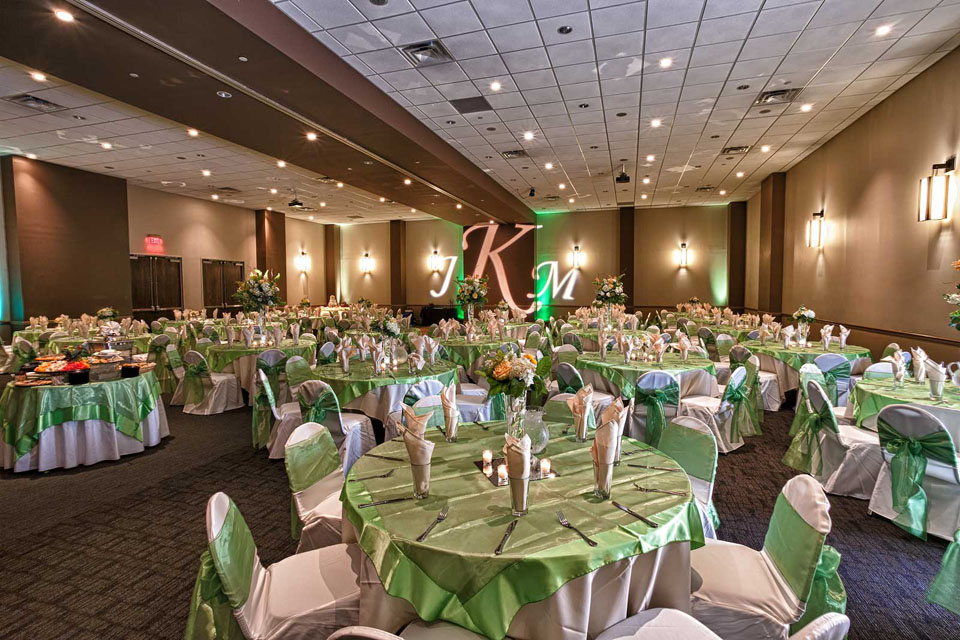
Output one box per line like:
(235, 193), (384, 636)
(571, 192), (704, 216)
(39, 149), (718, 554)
(0, 56), (436, 224)
(271, 0), (960, 212)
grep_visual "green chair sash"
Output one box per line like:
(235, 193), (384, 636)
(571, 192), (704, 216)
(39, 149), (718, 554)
(720, 376), (752, 444)
(635, 381), (680, 447)
(252, 360), (286, 450)
(285, 425), (341, 539)
(877, 417), (959, 539)
(184, 550), (246, 640)
(183, 361), (211, 406)
(207, 500), (256, 609)
(743, 359), (764, 434)
(782, 401), (839, 476)
(286, 358), (315, 390)
(821, 361), (851, 405)
(657, 421), (716, 482)
(299, 389), (342, 426)
(149, 343), (176, 394)
(789, 545), (847, 634)
(927, 528), (960, 615)
(763, 493), (826, 601)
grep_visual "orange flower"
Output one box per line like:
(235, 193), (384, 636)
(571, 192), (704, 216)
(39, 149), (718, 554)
(953, 259), (960, 271)
(522, 353), (537, 365)
(492, 361), (512, 380)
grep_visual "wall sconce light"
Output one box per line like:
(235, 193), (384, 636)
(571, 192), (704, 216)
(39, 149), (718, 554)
(919, 156), (956, 222)
(678, 243), (689, 268)
(427, 249), (444, 272)
(359, 252), (374, 274)
(806, 210), (824, 248)
(571, 245), (584, 269)
(294, 250), (311, 273)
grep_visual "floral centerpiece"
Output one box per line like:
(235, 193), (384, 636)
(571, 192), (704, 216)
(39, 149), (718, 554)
(233, 269), (282, 313)
(298, 296), (311, 308)
(944, 260), (960, 332)
(496, 299), (510, 318)
(378, 316), (401, 339)
(456, 274), (488, 322)
(688, 296), (701, 305)
(791, 305), (816, 346)
(96, 307), (119, 321)
(357, 297), (373, 309)
(476, 350), (549, 435)
(594, 275), (628, 306)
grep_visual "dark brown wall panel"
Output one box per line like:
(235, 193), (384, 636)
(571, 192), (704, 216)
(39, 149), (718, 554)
(618, 206), (635, 307)
(3, 157), (131, 321)
(390, 220), (406, 306)
(324, 225), (340, 302)
(727, 201), (747, 311)
(758, 173), (786, 313)
(255, 208), (287, 299)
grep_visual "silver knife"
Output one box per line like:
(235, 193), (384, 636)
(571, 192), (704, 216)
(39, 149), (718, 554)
(612, 501), (659, 528)
(495, 519), (519, 555)
(634, 484), (688, 497)
(627, 463), (683, 473)
(358, 496), (414, 509)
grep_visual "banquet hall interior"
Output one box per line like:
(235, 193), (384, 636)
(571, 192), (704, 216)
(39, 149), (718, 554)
(2, 0), (960, 639)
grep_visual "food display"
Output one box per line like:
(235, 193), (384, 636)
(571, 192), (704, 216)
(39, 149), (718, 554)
(85, 354), (123, 365)
(35, 360), (90, 374)
(14, 378), (54, 387)
(121, 362), (155, 373)
(35, 354), (66, 363)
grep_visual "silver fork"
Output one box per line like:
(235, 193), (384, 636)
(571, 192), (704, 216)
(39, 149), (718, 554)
(556, 510), (598, 547)
(415, 505), (449, 542)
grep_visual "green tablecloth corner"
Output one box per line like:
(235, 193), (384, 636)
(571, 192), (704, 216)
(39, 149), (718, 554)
(576, 352), (716, 399)
(316, 360), (458, 407)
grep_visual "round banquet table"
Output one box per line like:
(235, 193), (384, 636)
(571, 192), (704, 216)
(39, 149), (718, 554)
(505, 322), (534, 342)
(439, 336), (502, 378)
(12, 329), (46, 344)
(739, 340), (872, 393)
(576, 352), (719, 399)
(315, 358), (458, 426)
(852, 378), (960, 452)
(342, 420), (703, 640)
(0, 371), (168, 473)
(205, 340), (316, 404)
(572, 329), (649, 352)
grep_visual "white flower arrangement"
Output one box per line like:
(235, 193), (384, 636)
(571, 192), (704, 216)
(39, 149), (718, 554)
(791, 306), (816, 325)
(456, 274), (488, 306)
(593, 275), (627, 305)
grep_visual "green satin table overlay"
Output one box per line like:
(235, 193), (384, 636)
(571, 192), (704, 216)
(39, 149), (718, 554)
(740, 340), (870, 372)
(571, 329), (648, 344)
(46, 337), (86, 354)
(12, 329), (45, 344)
(575, 352), (716, 399)
(438, 337), (502, 369)
(315, 359), (457, 407)
(341, 421), (704, 640)
(205, 340), (314, 373)
(852, 378), (960, 429)
(0, 371), (162, 459)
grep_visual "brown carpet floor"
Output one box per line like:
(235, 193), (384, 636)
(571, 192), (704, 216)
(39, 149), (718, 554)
(0, 402), (956, 639)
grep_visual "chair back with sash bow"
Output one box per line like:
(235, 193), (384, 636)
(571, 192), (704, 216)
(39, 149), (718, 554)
(404, 378), (444, 406)
(150, 320), (163, 333)
(716, 333), (735, 357)
(201, 325), (220, 343)
(624, 315), (639, 330)
(299, 333), (317, 343)
(880, 343), (901, 360)
(285, 355), (314, 398)
(717, 366), (753, 448)
(524, 333), (540, 350)
(874, 405), (960, 539)
(284, 422), (341, 539)
(552, 344), (580, 371)
(783, 381), (841, 476)
(664, 313), (677, 329)
(500, 342), (520, 355)
(647, 324), (661, 335)
(182, 350), (214, 407)
(252, 349), (288, 450)
(37, 330), (55, 350)
(146, 334), (176, 393)
(10, 337), (37, 373)
(555, 362), (585, 394)
(318, 341), (337, 364)
(658, 416), (720, 538)
(791, 364), (827, 431)
(862, 362), (894, 379)
(561, 332), (583, 352)
(0, 335), (11, 372)
(633, 371), (680, 447)
(537, 334), (552, 355)
(814, 354), (851, 406)
(747, 330), (760, 340)
(741, 355), (764, 434)
(298, 380), (351, 451)
(698, 327), (720, 362)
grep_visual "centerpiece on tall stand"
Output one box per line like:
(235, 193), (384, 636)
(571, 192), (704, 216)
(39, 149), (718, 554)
(791, 305), (816, 347)
(456, 274), (488, 325)
(233, 269), (282, 335)
(593, 275), (628, 329)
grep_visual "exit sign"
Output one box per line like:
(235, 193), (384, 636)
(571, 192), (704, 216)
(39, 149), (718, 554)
(144, 234), (164, 254)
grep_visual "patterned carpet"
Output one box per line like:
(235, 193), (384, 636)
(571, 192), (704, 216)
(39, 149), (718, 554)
(0, 402), (955, 639)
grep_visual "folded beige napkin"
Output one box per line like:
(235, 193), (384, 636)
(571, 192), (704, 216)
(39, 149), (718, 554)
(566, 385), (594, 440)
(226, 327), (235, 346)
(440, 384), (459, 439)
(677, 335), (691, 361)
(291, 322), (300, 345)
(241, 327), (253, 348)
(359, 335), (376, 361)
(592, 420), (618, 490)
(400, 426), (434, 465)
(174, 310), (182, 321)
(838, 325), (850, 349)
(337, 338), (357, 373)
(758, 327), (770, 346)
(912, 347), (928, 382)
(926, 359), (947, 382)
(652, 340), (666, 363)
(464, 321), (478, 342)
(890, 350), (907, 383)
(503, 432), (531, 479)
(409, 334), (425, 357)
(401, 404), (431, 438)
(820, 324), (834, 351)
(371, 342), (385, 375)
(781, 325), (796, 348)
(424, 336), (440, 365)
(408, 352), (425, 373)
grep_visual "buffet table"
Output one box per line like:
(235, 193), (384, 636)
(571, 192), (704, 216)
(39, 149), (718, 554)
(0, 371), (168, 472)
(343, 420), (702, 640)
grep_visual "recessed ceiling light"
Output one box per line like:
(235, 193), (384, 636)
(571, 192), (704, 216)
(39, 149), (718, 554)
(129, 72), (140, 79)
(320, 201), (326, 207)
(187, 128), (199, 137)
(100, 142), (112, 150)
(736, 84), (750, 91)
(875, 24), (892, 36)
(616, 112), (627, 117)
(719, 190), (727, 196)
(337, 182), (344, 188)
(659, 58), (672, 68)
(642, 177), (650, 184)
(456, 203), (463, 209)
(379, 197), (386, 202)
(25, 153), (37, 159)
(411, 208), (416, 213)
(490, 81), (501, 91)
(29, 71), (46, 82)
(403, 178), (412, 185)
(201, 169), (211, 177)
(238, 56), (249, 62)
(760, 145), (770, 152)
(54, 9), (74, 22)
(211, 194), (219, 200)
(641, 194), (648, 200)
(557, 25), (573, 34)
(646, 154), (655, 162)
(306, 132), (317, 141)
(800, 104), (812, 112)
(568, 197), (575, 203)
(266, 206), (272, 211)
(309, 215), (315, 220)
(736, 171), (744, 178)
(651, 119), (662, 128)
(277, 160), (286, 168)
(216, 90), (232, 99)
(523, 131), (534, 141)
(558, 183), (566, 190)
(578, 103), (589, 109)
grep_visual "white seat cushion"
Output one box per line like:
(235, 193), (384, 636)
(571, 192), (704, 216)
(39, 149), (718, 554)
(596, 607), (721, 639)
(458, 383), (487, 398)
(691, 539), (797, 639)
(296, 469), (345, 552)
(400, 620), (487, 639)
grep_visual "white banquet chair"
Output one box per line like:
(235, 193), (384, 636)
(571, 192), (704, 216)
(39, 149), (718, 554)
(690, 475), (833, 639)
(788, 613), (850, 640)
(285, 422), (344, 552)
(867, 404), (960, 540)
(285, 355), (314, 399)
(730, 345), (782, 411)
(554, 362), (615, 417)
(197, 492), (360, 639)
(180, 350), (243, 416)
(657, 417), (720, 538)
(263, 369), (304, 459)
(679, 367), (750, 454)
(783, 380), (882, 500)
(300, 380), (375, 474)
(629, 371), (680, 445)
(814, 354), (852, 407)
(595, 608), (721, 639)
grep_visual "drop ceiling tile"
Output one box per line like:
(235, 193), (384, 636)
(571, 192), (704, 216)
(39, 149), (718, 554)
(502, 47), (552, 72)
(399, 85), (446, 104)
(560, 81), (602, 100)
(690, 41), (744, 66)
(739, 33), (800, 60)
(472, 0), (534, 28)
(594, 32), (647, 59)
(489, 22), (545, 53)
(703, 0), (764, 19)
(442, 31), (498, 59)
(276, 1), (322, 31)
(437, 80), (482, 99)
(347, 0), (415, 20)
(459, 55), (509, 79)
(645, 23), (699, 51)
(356, 48), (412, 73)
(881, 29), (958, 58)
(750, 3), (821, 38)
(374, 12), (436, 45)
(312, 30), (352, 55)
(591, 3), (647, 37)
(380, 69), (432, 90)
(420, 1), (484, 37)
(420, 62), (470, 84)
(777, 48), (835, 72)
(647, 0), (706, 27)
(697, 13), (757, 46)
(327, 22), (393, 52)
(684, 62), (735, 84)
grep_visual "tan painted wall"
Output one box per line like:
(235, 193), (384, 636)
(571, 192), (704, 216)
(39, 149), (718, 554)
(339, 222), (391, 304)
(745, 193), (761, 310)
(536, 210), (620, 309)
(285, 217), (326, 306)
(782, 47), (960, 347)
(405, 219), (464, 306)
(127, 185), (256, 310)
(634, 205), (729, 307)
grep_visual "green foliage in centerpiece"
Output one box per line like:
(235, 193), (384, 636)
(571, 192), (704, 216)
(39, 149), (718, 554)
(233, 269), (281, 312)
(593, 275), (627, 305)
(96, 307), (119, 321)
(456, 274), (488, 307)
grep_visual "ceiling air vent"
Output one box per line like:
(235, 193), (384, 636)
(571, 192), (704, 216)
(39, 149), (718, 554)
(695, 186), (715, 192)
(450, 96), (493, 114)
(500, 149), (529, 160)
(347, 215), (363, 220)
(721, 145), (751, 155)
(215, 186), (241, 194)
(401, 40), (453, 67)
(2, 93), (67, 113)
(754, 88), (803, 106)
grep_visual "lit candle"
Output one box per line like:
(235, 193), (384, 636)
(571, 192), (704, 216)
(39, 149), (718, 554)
(540, 459), (551, 476)
(482, 450), (493, 464)
(483, 463), (492, 476)
(497, 464), (507, 484)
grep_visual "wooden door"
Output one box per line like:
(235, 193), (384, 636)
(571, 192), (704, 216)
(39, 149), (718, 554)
(222, 261), (245, 308)
(202, 260), (224, 308)
(154, 256), (183, 311)
(129, 255), (155, 311)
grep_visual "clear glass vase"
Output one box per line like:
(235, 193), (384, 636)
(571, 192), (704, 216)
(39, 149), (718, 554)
(798, 323), (809, 348)
(506, 394), (526, 437)
(467, 303), (475, 324)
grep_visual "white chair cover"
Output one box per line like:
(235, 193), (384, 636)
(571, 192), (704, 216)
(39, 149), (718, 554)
(286, 423), (344, 552)
(680, 367), (748, 454)
(628, 371), (680, 442)
(787, 613), (850, 640)
(658, 416), (720, 539)
(595, 608), (721, 639)
(182, 350), (243, 416)
(263, 369), (304, 459)
(301, 380), (376, 473)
